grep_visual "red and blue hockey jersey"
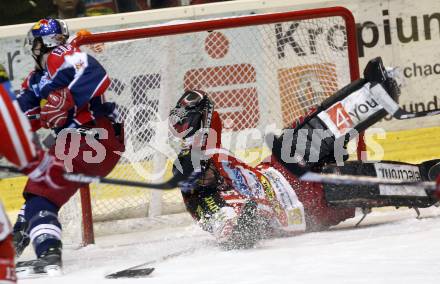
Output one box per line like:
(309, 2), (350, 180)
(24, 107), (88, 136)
(18, 43), (116, 131)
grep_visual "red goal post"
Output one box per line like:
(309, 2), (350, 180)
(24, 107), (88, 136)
(68, 6), (361, 245)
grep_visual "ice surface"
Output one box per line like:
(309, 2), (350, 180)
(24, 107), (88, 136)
(19, 207), (440, 284)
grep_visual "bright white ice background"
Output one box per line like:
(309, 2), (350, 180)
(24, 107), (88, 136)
(19, 207), (440, 284)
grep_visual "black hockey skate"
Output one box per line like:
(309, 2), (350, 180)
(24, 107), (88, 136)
(16, 244), (63, 278)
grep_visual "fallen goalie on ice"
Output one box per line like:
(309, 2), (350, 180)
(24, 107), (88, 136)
(168, 57), (440, 250)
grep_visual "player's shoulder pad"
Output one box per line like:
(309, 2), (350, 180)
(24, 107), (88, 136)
(47, 44), (81, 78)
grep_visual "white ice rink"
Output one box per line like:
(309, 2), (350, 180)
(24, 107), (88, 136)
(19, 207), (440, 284)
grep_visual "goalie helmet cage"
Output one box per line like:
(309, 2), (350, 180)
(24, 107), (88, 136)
(70, 6), (362, 246)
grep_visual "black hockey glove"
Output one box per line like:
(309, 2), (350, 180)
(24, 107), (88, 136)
(363, 56), (400, 101)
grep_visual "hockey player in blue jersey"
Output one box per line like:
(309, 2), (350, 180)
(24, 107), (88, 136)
(13, 18), (125, 276)
(19, 18), (116, 130)
(0, 62), (80, 282)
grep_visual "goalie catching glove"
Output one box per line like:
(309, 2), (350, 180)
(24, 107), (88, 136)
(40, 88), (75, 129)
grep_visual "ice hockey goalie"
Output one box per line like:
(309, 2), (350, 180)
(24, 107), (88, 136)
(169, 57), (439, 249)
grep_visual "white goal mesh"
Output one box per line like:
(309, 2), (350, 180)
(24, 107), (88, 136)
(71, 7), (360, 237)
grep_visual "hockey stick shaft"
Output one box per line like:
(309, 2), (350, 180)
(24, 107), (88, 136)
(27, 114), (40, 120)
(370, 84), (440, 120)
(394, 109), (440, 120)
(0, 165), (182, 190)
(64, 172), (182, 189)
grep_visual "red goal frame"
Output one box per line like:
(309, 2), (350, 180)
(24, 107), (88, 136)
(73, 6), (362, 245)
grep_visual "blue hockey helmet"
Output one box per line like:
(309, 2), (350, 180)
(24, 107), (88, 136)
(28, 18), (69, 48)
(25, 19), (69, 69)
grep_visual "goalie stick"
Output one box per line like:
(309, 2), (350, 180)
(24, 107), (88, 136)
(370, 84), (440, 120)
(0, 165), (187, 190)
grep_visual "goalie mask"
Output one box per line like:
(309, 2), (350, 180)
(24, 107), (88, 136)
(25, 18), (69, 70)
(169, 90), (216, 149)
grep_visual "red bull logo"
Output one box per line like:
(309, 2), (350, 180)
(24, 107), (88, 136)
(33, 19), (49, 30)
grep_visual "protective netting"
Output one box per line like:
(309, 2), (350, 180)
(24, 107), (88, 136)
(74, 10), (358, 224)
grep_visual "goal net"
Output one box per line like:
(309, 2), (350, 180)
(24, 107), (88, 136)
(66, 6), (360, 245)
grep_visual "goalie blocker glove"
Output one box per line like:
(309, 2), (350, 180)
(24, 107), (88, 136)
(272, 57), (399, 168)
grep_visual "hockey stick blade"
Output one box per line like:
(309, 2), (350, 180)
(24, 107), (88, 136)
(105, 268), (154, 279)
(105, 247), (196, 279)
(370, 84), (440, 120)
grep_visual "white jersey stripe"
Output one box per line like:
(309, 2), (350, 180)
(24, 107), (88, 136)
(90, 74), (109, 99)
(0, 93), (28, 167)
(29, 224), (62, 242)
(13, 100), (36, 158)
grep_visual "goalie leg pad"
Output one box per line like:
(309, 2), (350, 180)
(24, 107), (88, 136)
(275, 79), (383, 166)
(322, 160), (439, 208)
(274, 57), (400, 167)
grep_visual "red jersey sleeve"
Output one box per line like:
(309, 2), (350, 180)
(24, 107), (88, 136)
(0, 82), (36, 167)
